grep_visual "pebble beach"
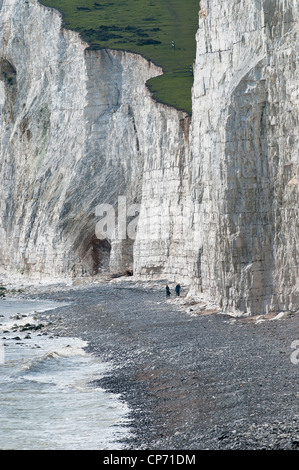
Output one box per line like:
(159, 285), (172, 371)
(1, 276), (299, 450)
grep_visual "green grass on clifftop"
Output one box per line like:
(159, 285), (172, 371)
(39, 0), (199, 114)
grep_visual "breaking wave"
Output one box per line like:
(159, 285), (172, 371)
(0, 299), (131, 449)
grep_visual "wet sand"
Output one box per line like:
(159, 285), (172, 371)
(4, 278), (299, 450)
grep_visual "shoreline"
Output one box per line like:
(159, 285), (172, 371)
(0, 294), (132, 450)
(2, 277), (299, 449)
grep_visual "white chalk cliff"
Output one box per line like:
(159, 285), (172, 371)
(190, 0), (298, 315)
(0, 0), (298, 316)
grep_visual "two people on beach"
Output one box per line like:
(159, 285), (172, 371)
(166, 283), (181, 298)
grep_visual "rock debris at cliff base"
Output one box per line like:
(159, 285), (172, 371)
(11, 279), (299, 450)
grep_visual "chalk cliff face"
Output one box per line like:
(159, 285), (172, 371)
(190, 0), (298, 314)
(0, 0), (298, 316)
(0, 0), (190, 279)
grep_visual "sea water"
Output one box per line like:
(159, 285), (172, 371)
(0, 299), (131, 450)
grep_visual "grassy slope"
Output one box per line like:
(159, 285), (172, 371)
(39, 0), (199, 114)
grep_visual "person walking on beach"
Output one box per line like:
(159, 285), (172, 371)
(175, 284), (181, 296)
(166, 285), (171, 298)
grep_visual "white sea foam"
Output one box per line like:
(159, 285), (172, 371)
(0, 299), (131, 449)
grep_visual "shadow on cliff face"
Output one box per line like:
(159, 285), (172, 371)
(0, 59), (17, 87)
(0, 58), (17, 116)
(222, 59), (273, 314)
